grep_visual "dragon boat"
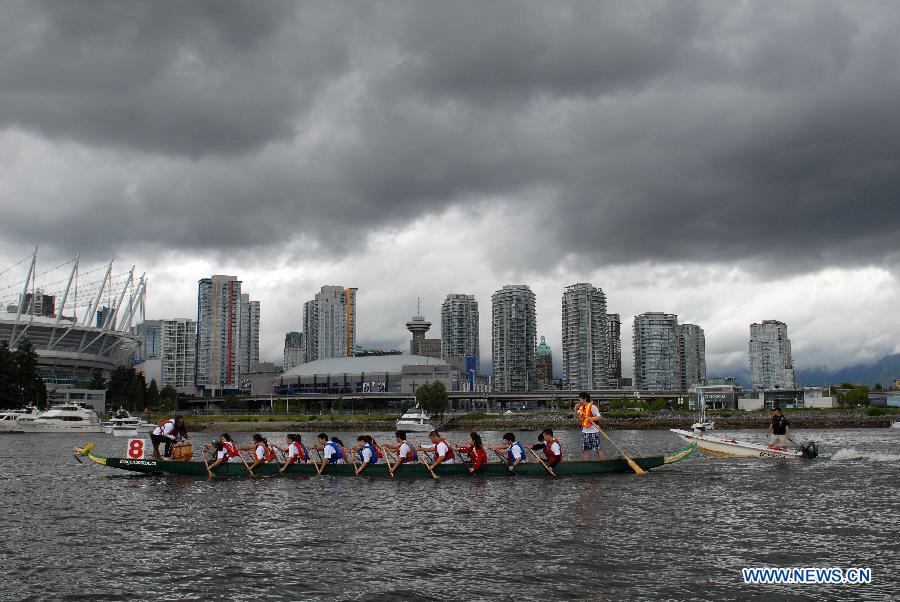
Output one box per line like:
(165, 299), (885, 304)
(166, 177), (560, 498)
(73, 443), (698, 478)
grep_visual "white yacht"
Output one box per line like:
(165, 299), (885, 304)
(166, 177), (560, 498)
(18, 402), (104, 433)
(0, 406), (40, 433)
(690, 391), (715, 433)
(396, 407), (435, 432)
(104, 409), (152, 437)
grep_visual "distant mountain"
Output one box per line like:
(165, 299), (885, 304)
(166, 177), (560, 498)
(796, 354), (900, 388)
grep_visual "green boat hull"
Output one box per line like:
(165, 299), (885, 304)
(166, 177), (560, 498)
(77, 443), (697, 478)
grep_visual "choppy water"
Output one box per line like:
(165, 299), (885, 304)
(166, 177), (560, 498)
(1, 428), (898, 601)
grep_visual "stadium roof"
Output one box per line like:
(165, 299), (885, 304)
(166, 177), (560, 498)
(282, 354), (447, 377)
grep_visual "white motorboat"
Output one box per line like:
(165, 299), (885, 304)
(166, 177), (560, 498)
(671, 429), (818, 460)
(104, 409), (152, 437)
(18, 402), (104, 433)
(396, 407), (435, 432)
(0, 406), (40, 433)
(891, 420), (900, 429)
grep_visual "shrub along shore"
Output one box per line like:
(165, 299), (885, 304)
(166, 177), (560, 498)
(175, 408), (897, 433)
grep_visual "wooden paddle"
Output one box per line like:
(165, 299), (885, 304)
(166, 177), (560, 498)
(491, 448), (517, 472)
(376, 443), (397, 478)
(420, 448), (439, 479)
(527, 446), (558, 478)
(202, 455), (214, 479)
(598, 428), (646, 476)
(239, 450), (256, 478)
(342, 444), (361, 475)
(454, 445), (476, 473)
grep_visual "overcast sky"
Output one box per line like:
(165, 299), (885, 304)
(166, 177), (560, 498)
(2, 1), (899, 380)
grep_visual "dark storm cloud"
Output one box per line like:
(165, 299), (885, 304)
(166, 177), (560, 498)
(2, 0), (899, 273)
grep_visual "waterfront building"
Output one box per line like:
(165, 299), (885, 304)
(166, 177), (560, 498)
(238, 294), (260, 374)
(679, 323), (706, 389)
(491, 285), (537, 392)
(561, 283), (609, 390)
(302, 285), (357, 362)
(535, 336), (553, 389)
(441, 294), (479, 367)
(160, 318), (196, 390)
(136, 319), (161, 358)
(606, 313), (622, 382)
(195, 275), (242, 395)
(283, 331), (304, 371)
(633, 312), (681, 391)
(749, 320), (796, 389)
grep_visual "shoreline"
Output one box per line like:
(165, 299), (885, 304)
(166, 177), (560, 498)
(185, 410), (896, 433)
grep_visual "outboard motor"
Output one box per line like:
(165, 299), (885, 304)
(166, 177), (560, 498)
(798, 441), (818, 459)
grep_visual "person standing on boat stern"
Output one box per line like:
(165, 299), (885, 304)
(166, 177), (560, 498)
(575, 392), (605, 461)
(767, 407), (791, 450)
(150, 415), (187, 459)
(456, 431), (488, 474)
(419, 430), (455, 470)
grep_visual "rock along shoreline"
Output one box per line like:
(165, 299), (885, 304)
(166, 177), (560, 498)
(186, 410), (894, 433)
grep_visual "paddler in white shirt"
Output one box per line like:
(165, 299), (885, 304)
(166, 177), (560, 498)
(418, 430), (455, 471)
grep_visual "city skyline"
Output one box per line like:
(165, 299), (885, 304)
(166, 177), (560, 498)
(2, 3), (899, 382)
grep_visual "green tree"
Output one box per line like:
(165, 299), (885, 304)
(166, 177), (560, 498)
(89, 370), (106, 390)
(0, 340), (17, 404)
(159, 385), (177, 411)
(416, 381), (449, 421)
(146, 379), (160, 409)
(15, 339), (42, 407)
(223, 396), (245, 411)
(874, 383), (883, 391)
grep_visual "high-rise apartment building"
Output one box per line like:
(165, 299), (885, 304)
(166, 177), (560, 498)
(238, 294), (260, 374)
(491, 285), (537, 392)
(283, 331), (304, 371)
(8, 290), (56, 317)
(679, 323), (706, 388)
(749, 320), (795, 389)
(441, 294), (479, 366)
(137, 319), (161, 358)
(633, 312), (681, 391)
(160, 318), (196, 389)
(195, 275), (242, 395)
(561, 283), (609, 390)
(535, 336), (553, 389)
(606, 313), (622, 382)
(302, 285), (357, 362)
(96, 306), (112, 329)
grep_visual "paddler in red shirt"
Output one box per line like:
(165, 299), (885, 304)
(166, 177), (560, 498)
(456, 431), (488, 474)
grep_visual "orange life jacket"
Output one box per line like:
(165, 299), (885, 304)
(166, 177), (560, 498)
(264, 445), (277, 462)
(435, 439), (455, 462)
(544, 439), (562, 463)
(223, 441), (240, 458)
(577, 403), (597, 428)
(289, 441), (307, 462)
